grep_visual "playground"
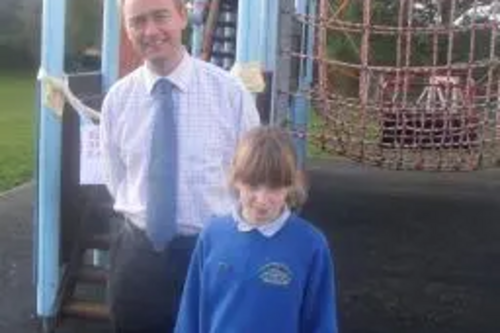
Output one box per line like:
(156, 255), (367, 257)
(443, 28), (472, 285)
(2, 162), (500, 332)
(2, 0), (499, 332)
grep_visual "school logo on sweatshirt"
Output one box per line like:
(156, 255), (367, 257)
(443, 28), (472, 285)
(258, 262), (292, 286)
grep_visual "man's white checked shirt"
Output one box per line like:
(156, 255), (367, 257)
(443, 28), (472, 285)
(100, 52), (260, 235)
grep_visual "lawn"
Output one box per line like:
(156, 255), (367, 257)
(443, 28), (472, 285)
(0, 71), (36, 192)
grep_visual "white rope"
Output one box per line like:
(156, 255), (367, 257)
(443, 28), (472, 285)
(37, 68), (101, 123)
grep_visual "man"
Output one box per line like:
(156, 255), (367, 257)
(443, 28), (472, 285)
(99, 0), (260, 331)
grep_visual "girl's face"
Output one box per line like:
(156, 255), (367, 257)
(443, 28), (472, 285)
(234, 182), (290, 225)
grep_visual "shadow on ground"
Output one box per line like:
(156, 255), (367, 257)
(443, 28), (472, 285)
(1, 159), (500, 332)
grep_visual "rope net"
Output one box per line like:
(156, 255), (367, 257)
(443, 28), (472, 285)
(293, 0), (500, 170)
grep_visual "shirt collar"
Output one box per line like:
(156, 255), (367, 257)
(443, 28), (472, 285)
(142, 49), (193, 94)
(232, 206), (291, 238)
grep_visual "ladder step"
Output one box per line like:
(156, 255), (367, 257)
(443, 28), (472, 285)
(77, 265), (108, 284)
(62, 300), (109, 321)
(84, 234), (111, 250)
(215, 21), (236, 29)
(212, 36), (236, 43)
(211, 51), (236, 59)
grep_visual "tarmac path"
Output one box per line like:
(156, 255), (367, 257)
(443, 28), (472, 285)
(1, 159), (500, 332)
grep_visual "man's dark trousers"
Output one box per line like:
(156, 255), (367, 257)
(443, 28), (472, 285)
(108, 217), (197, 333)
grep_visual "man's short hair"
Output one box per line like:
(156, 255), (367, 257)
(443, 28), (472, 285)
(120, 0), (186, 12)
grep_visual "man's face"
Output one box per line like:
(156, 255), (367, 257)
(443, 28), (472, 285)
(123, 0), (187, 64)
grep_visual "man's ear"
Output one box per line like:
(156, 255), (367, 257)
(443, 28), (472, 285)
(179, 4), (189, 29)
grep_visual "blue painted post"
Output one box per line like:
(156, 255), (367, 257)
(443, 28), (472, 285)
(259, 0), (270, 67)
(102, 0), (121, 91)
(235, 0), (263, 64)
(32, 80), (42, 288)
(291, 0), (317, 167)
(292, 91), (309, 167)
(260, 0), (279, 71)
(89, 0), (121, 267)
(37, 0), (66, 320)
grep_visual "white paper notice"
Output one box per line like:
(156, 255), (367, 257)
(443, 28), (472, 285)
(80, 123), (104, 184)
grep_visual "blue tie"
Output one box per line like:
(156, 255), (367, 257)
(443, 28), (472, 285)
(146, 78), (177, 251)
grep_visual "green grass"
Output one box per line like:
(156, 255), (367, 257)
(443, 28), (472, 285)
(0, 71), (36, 191)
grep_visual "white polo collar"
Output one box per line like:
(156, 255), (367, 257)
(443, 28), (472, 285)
(232, 206), (291, 237)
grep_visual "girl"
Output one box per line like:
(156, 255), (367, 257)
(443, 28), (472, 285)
(175, 126), (338, 333)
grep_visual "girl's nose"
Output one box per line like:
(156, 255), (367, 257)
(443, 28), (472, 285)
(253, 189), (269, 204)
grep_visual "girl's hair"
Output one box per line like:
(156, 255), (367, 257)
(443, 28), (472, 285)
(229, 126), (308, 209)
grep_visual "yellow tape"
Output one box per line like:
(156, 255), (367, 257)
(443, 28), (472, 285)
(41, 77), (65, 118)
(230, 62), (266, 93)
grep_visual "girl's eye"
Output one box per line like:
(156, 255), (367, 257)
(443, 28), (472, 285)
(251, 185), (266, 192)
(245, 186), (257, 194)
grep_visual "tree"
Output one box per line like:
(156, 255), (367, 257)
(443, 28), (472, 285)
(323, 0), (499, 96)
(0, 0), (24, 46)
(65, 0), (103, 70)
(0, 0), (37, 68)
(18, 0), (42, 66)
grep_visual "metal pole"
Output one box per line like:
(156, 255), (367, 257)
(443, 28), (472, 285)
(359, 0), (371, 160)
(191, 0), (208, 58)
(102, 0), (121, 91)
(37, 0), (66, 322)
(304, 0), (316, 86)
(263, 0), (280, 124)
(292, 0), (317, 166)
